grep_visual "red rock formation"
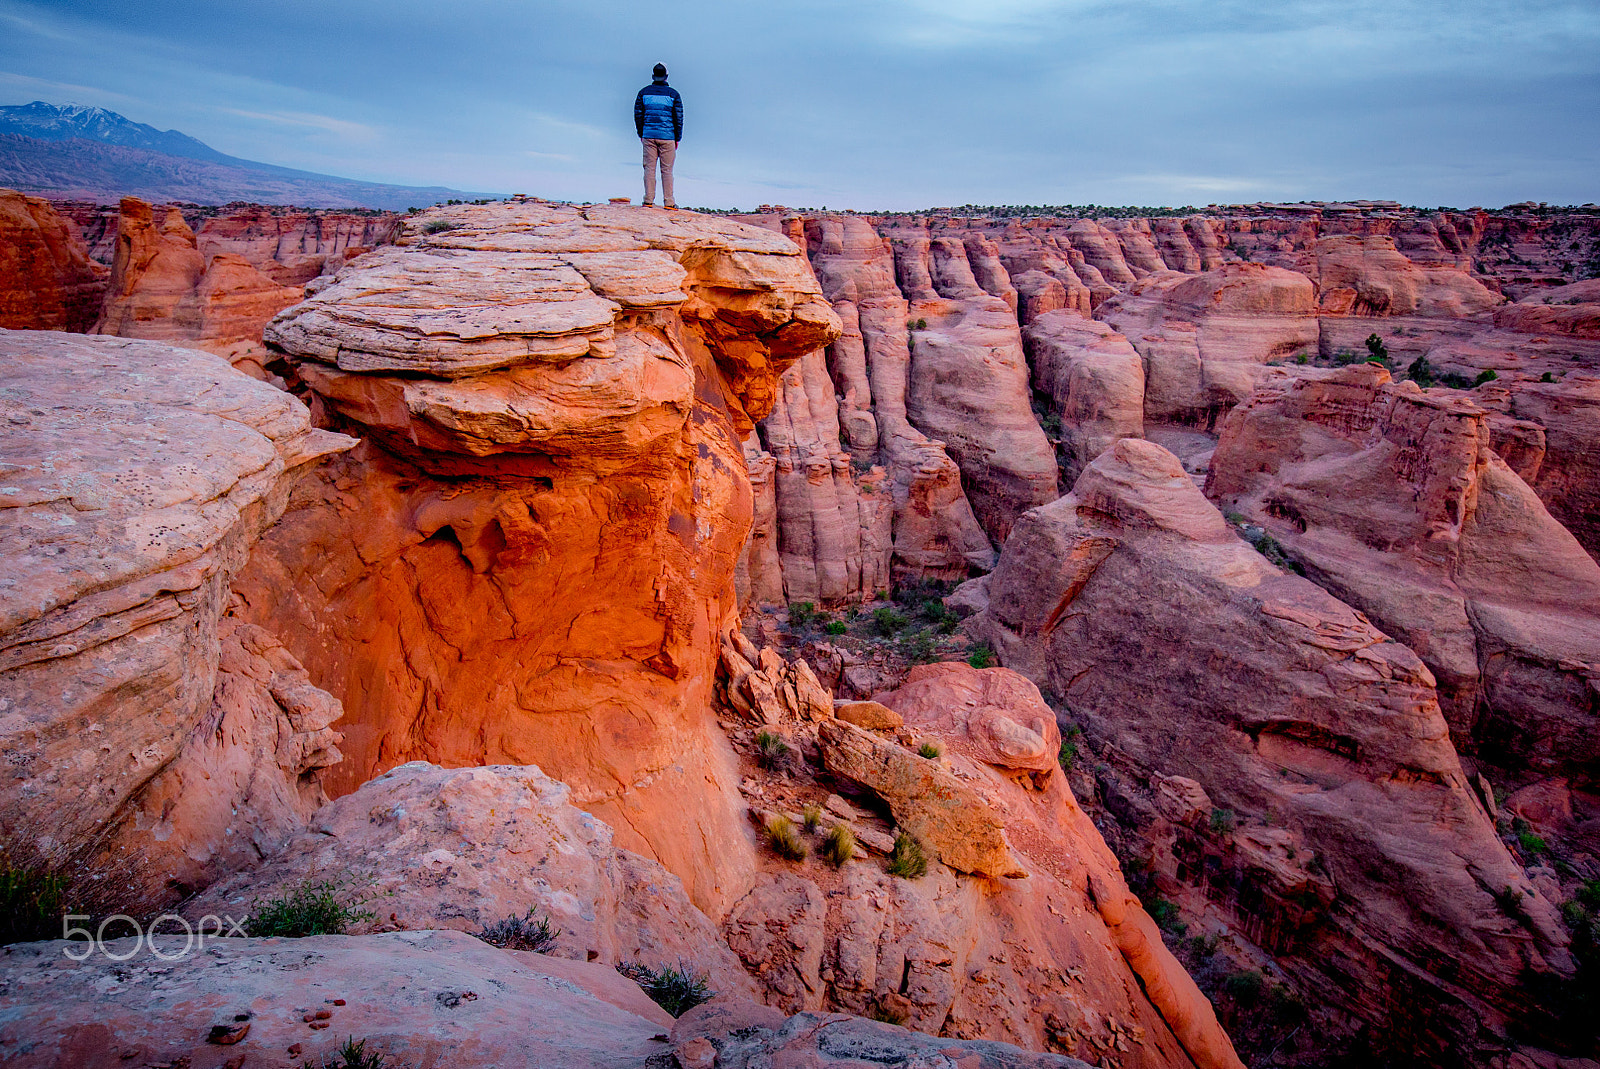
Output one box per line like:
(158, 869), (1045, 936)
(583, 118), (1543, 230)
(1024, 310), (1144, 481)
(1097, 263), (1320, 427)
(1494, 278), (1600, 339)
(1207, 365), (1600, 775)
(716, 653), (1244, 1069)
(0, 329), (353, 910)
(962, 438), (1571, 1063)
(0, 187), (105, 330)
(887, 225), (1059, 541)
(93, 196), (304, 366)
(242, 202), (840, 916)
(798, 214), (994, 578)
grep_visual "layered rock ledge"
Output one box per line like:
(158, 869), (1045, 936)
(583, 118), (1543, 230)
(245, 202), (841, 915)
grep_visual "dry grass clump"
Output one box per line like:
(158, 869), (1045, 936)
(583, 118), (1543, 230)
(821, 824), (856, 868)
(886, 832), (927, 879)
(765, 814), (808, 861)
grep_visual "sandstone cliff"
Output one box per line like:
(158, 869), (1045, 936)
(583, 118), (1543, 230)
(244, 201), (840, 916)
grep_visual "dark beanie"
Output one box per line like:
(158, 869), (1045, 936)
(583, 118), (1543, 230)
(652, 63), (667, 78)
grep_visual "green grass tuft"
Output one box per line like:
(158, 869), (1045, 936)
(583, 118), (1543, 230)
(0, 859), (70, 946)
(765, 815), (808, 861)
(617, 960), (715, 1017)
(886, 832), (928, 879)
(246, 876), (376, 938)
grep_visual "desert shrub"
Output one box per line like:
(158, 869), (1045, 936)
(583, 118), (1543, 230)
(1493, 886), (1529, 924)
(1406, 354), (1435, 386)
(900, 629), (937, 665)
(246, 877), (376, 937)
(802, 804), (823, 833)
(318, 1037), (407, 1069)
(1512, 818), (1549, 858)
(824, 620), (849, 636)
(1331, 350), (1364, 367)
(1474, 368), (1499, 386)
(915, 318), (927, 330)
(821, 824), (856, 868)
(1541, 371), (1556, 382)
(1209, 808), (1237, 835)
(420, 220), (459, 234)
(0, 859), (70, 946)
(1222, 969), (1266, 1006)
(1143, 895), (1185, 935)
(765, 815), (808, 861)
(1294, 352), (1310, 365)
(917, 742), (942, 759)
(1058, 726), (1082, 772)
(1364, 333), (1390, 364)
(754, 730), (790, 769)
(477, 908), (560, 953)
(966, 644), (996, 669)
(788, 602), (817, 630)
(886, 832), (928, 879)
(617, 961), (714, 1017)
(871, 606), (909, 636)
(1437, 371), (1475, 389)
(869, 1001), (909, 1025)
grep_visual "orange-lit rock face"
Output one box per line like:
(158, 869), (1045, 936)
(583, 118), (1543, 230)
(0, 187), (105, 331)
(245, 202), (841, 915)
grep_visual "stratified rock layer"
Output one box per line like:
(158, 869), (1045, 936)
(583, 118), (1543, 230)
(0, 329), (353, 909)
(249, 202), (841, 916)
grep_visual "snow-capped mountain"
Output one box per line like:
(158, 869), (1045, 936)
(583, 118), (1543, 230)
(0, 101), (232, 163)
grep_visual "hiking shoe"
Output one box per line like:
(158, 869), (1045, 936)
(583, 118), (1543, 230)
(664, 203), (676, 210)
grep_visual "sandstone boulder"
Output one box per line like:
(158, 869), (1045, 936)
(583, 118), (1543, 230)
(0, 330), (353, 911)
(1024, 310), (1144, 481)
(1314, 234), (1502, 317)
(188, 761), (758, 996)
(1207, 365), (1600, 775)
(0, 929), (677, 1069)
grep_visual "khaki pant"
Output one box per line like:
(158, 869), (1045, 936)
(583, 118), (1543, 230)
(642, 138), (676, 207)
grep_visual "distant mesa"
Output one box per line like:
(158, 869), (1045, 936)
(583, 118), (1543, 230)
(0, 101), (497, 210)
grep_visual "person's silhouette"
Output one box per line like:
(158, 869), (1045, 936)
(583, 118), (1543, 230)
(634, 63), (683, 209)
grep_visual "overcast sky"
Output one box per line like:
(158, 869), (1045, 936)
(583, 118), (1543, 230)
(2, 0), (1596, 210)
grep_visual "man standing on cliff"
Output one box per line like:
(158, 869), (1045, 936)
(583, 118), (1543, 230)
(634, 63), (683, 209)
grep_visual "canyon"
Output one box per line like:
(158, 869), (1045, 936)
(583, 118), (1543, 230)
(1, 188), (1598, 1068)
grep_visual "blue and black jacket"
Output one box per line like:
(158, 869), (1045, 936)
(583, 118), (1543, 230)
(634, 79), (683, 141)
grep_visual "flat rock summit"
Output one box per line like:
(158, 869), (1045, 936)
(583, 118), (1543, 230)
(1, 192), (1598, 1069)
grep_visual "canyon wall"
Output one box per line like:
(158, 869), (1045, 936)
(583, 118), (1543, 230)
(0, 188), (105, 331)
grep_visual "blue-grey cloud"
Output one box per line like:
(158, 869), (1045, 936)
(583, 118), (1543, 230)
(1, 0), (1595, 208)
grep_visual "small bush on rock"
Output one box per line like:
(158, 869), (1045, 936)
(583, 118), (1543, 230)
(824, 620), (849, 635)
(617, 961), (714, 1017)
(0, 858), (70, 946)
(802, 804), (823, 832)
(766, 815), (808, 861)
(917, 742), (942, 759)
(966, 644), (996, 669)
(887, 832), (928, 879)
(246, 877), (376, 937)
(787, 602), (817, 630)
(477, 908), (561, 953)
(1209, 808), (1237, 835)
(318, 1037), (406, 1069)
